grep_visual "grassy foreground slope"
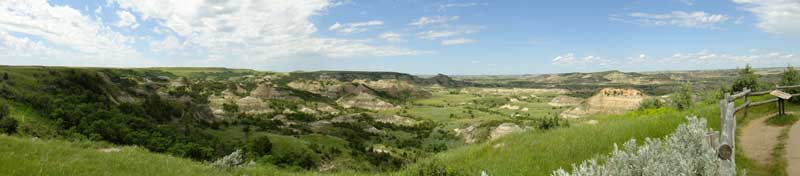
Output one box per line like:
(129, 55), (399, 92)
(0, 135), (230, 176)
(398, 102), (721, 176)
(0, 104), (721, 176)
(0, 134), (357, 176)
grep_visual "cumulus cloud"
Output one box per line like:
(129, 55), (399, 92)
(409, 16), (459, 27)
(0, 0), (141, 64)
(612, 11), (729, 28)
(110, 0), (419, 62)
(379, 32), (403, 42)
(115, 10), (138, 29)
(441, 38), (475, 46)
(329, 20), (383, 34)
(552, 53), (612, 66)
(733, 0), (800, 36)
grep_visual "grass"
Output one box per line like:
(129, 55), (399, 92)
(0, 100), (725, 176)
(395, 102), (720, 176)
(0, 134), (376, 176)
(766, 114), (800, 126)
(0, 134), (230, 176)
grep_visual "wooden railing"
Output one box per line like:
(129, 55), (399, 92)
(717, 85), (800, 174)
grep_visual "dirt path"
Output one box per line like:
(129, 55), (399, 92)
(740, 113), (783, 166)
(787, 119), (800, 176)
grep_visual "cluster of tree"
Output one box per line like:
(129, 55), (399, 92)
(0, 69), (232, 160)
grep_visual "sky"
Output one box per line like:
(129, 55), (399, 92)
(0, 0), (799, 75)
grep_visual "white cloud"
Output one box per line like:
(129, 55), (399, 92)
(438, 3), (484, 11)
(110, 0), (419, 62)
(552, 53), (612, 66)
(379, 32), (403, 42)
(629, 54), (649, 64)
(441, 38), (475, 46)
(677, 0), (695, 5)
(115, 10), (138, 29)
(0, 0), (141, 63)
(150, 35), (183, 53)
(409, 16), (459, 27)
(417, 28), (480, 40)
(733, 0), (800, 36)
(328, 20), (383, 34)
(664, 49), (797, 64)
(614, 11), (729, 28)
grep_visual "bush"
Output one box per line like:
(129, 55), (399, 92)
(0, 117), (17, 134)
(0, 104), (16, 134)
(638, 98), (663, 110)
(732, 64), (758, 92)
(780, 65), (800, 103)
(0, 103), (8, 118)
(247, 135), (273, 157)
(211, 149), (246, 170)
(552, 117), (721, 176)
(671, 83), (693, 110)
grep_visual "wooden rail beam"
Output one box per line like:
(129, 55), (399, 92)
(777, 85), (800, 89)
(750, 98), (778, 107)
(730, 89), (751, 100)
(734, 100), (750, 113)
(749, 90), (771, 96)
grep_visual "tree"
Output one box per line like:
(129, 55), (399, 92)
(0, 104), (17, 134)
(0, 103), (8, 118)
(247, 135), (273, 158)
(672, 83), (693, 110)
(732, 64), (758, 91)
(223, 102), (239, 114)
(780, 65), (800, 103)
(2, 72), (8, 80)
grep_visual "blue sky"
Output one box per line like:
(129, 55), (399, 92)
(0, 0), (799, 75)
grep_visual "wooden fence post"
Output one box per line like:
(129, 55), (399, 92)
(718, 94), (736, 175)
(743, 88), (749, 118)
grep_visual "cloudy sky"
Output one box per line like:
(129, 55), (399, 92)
(0, 0), (799, 74)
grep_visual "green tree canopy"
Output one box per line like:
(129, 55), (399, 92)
(732, 64), (758, 91)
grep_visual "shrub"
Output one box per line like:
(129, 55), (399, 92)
(0, 104), (16, 134)
(552, 117), (721, 176)
(780, 65), (800, 103)
(671, 83), (693, 110)
(732, 64), (758, 92)
(0, 117), (17, 134)
(211, 149), (246, 170)
(247, 135), (273, 157)
(638, 98), (663, 110)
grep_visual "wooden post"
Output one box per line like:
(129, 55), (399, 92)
(718, 93), (735, 175)
(743, 88), (749, 118)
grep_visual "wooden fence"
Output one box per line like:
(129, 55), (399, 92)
(716, 85), (800, 175)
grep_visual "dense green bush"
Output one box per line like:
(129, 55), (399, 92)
(0, 104), (17, 134)
(780, 65), (800, 103)
(732, 64), (758, 92)
(671, 83), (693, 110)
(247, 135), (273, 157)
(638, 98), (663, 110)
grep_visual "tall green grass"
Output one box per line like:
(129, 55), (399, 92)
(396, 103), (720, 176)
